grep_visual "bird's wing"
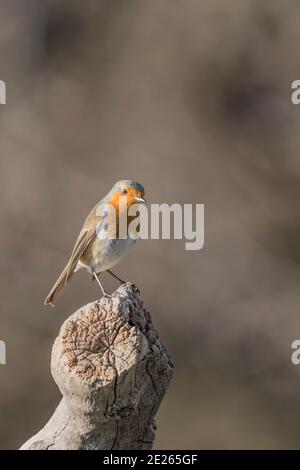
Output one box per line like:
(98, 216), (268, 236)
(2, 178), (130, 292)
(65, 200), (111, 276)
(65, 227), (97, 277)
(44, 227), (97, 306)
(44, 203), (106, 305)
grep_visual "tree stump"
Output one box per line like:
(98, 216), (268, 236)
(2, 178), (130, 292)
(20, 283), (174, 450)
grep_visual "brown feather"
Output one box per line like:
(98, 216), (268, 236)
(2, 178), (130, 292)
(44, 205), (101, 306)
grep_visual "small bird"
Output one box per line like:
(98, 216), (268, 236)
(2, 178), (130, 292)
(44, 180), (146, 306)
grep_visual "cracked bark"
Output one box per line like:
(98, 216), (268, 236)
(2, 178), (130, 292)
(20, 283), (174, 450)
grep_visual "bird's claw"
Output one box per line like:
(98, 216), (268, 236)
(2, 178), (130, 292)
(102, 292), (111, 298)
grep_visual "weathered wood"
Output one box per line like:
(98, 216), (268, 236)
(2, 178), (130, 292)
(20, 283), (173, 450)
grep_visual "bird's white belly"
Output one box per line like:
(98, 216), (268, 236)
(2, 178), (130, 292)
(90, 237), (136, 273)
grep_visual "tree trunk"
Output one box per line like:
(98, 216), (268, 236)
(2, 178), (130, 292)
(20, 283), (174, 450)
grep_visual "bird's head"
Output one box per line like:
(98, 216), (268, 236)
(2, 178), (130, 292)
(110, 180), (146, 208)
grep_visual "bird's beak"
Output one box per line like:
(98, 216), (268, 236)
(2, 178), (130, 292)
(135, 196), (147, 203)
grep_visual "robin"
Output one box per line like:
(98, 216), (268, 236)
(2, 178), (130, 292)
(44, 180), (146, 306)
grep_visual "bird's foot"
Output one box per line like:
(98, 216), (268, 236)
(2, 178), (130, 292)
(102, 291), (111, 298)
(106, 269), (126, 284)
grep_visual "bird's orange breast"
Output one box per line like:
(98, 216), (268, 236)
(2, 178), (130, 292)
(109, 194), (140, 238)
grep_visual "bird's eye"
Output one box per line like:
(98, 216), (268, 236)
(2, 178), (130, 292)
(122, 188), (128, 195)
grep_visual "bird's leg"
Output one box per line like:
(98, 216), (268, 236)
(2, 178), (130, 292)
(92, 272), (110, 297)
(106, 269), (126, 284)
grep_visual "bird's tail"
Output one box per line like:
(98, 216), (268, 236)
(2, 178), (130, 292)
(44, 264), (73, 306)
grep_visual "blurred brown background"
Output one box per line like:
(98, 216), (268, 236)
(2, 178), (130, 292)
(1, 0), (300, 449)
